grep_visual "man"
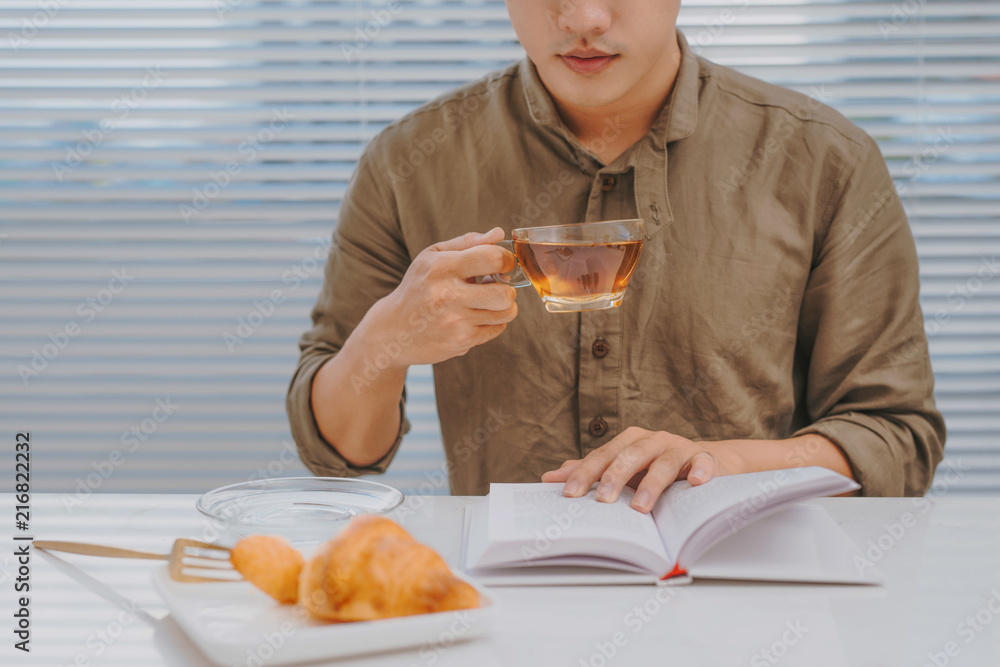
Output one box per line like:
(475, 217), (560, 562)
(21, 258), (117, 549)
(287, 0), (945, 512)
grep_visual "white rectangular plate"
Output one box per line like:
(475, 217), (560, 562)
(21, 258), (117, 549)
(151, 566), (496, 666)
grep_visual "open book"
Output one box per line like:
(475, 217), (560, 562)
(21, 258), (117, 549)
(464, 467), (882, 586)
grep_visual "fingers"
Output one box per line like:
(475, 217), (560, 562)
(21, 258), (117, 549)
(560, 438), (637, 499)
(456, 280), (517, 313)
(428, 231), (514, 281)
(541, 460), (583, 482)
(631, 451), (716, 513)
(468, 301), (518, 327)
(381, 229), (521, 367)
(557, 428), (721, 514)
(455, 244), (517, 280)
(592, 438), (664, 503)
(429, 227), (504, 253)
(417, 230), (518, 310)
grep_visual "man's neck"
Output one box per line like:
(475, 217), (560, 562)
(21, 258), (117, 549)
(550, 39), (682, 165)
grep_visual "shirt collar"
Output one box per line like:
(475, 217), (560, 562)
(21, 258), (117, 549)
(519, 30), (700, 149)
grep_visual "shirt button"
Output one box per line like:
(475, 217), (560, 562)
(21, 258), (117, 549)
(588, 417), (608, 437)
(601, 175), (615, 191)
(592, 338), (610, 358)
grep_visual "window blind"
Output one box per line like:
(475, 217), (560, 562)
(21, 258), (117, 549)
(1, 1), (997, 496)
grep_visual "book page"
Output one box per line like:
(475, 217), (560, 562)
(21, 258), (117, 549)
(650, 467), (859, 567)
(478, 483), (671, 574)
(686, 504), (883, 585)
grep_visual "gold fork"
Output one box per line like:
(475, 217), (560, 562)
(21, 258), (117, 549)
(34, 539), (241, 583)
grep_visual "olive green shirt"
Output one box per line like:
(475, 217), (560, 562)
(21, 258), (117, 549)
(287, 31), (945, 497)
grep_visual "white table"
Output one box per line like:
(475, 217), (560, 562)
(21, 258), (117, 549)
(2, 493), (999, 666)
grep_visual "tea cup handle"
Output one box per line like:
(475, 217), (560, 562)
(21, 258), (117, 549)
(477, 240), (532, 288)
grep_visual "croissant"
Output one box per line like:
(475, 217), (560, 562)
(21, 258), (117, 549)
(299, 515), (480, 622)
(230, 534), (304, 604)
(231, 516), (479, 623)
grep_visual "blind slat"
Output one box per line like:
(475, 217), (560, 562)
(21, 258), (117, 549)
(0, 1), (995, 21)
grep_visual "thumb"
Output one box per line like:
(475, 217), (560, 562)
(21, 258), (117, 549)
(430, 227), (504, 253)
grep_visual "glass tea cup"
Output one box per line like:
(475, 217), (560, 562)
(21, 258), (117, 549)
(484, 219), (645, 313)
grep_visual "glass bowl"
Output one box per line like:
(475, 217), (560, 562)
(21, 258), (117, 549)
(196, 477), (404, 545)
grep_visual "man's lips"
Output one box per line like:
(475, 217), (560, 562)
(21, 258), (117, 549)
(558, 53), (619, 75)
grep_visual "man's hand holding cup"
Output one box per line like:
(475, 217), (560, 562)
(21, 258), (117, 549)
(365, 226), (519, 367)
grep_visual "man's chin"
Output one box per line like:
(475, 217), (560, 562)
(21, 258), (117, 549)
(551, 86), (628, 111)
(540, 71), (630, 110)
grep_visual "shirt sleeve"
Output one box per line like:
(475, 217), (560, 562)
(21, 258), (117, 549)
(791, 134), (946, 497)
(285, 140), (413, 477)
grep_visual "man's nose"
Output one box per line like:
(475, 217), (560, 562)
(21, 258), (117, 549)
(556, 0), (612, 36)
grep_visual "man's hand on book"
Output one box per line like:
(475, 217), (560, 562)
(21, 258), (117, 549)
(540, 430), (858, 512)
(540, 427), (740, 513)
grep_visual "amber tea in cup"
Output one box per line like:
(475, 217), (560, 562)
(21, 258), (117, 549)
(487, 219), (645, 312)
